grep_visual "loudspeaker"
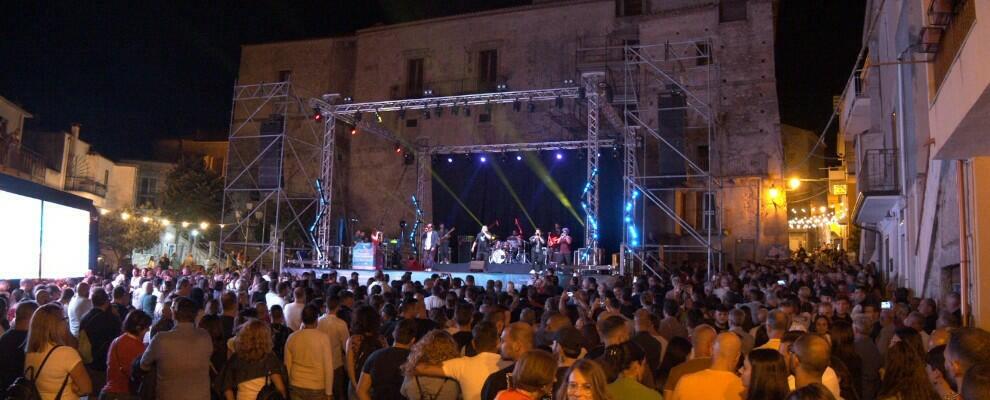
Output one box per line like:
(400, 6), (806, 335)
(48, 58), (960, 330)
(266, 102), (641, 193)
(258, 116), (284, 189)
(469, 260), (486, 272)
(457, 235), (475, 263)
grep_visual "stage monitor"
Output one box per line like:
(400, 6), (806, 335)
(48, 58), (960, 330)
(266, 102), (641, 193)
(0, 182), (94, 280)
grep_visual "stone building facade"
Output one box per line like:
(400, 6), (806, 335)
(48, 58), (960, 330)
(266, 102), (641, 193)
(235, 0), (785, 266)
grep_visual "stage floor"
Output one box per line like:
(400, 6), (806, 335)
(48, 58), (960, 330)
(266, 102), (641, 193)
(283, 264), (536, 287)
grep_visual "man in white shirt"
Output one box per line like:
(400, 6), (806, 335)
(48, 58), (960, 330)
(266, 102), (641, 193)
(67, 282), (93, 337)
(784, 333), (842, 399)
(421, 224), (439, 268)
(266, 281), (288, 309)
(415, 321), (502, 400)
(283, 286), (306, 331)
(423, 286), (446, 311)
(285, 304), (334, 399)
(317, 297), (350, 399)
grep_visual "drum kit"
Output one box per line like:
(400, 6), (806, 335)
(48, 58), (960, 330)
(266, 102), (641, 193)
(487, 240), (528, 264)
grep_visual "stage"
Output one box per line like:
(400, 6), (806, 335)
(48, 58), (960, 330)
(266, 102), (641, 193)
(283, 262), (617, 288)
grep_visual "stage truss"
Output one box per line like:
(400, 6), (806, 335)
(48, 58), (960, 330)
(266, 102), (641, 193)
(581, 39), (723, 276)
(219, 81), (325, 270)
(310, 79), (611, 267)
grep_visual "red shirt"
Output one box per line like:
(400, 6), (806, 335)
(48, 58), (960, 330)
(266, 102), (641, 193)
(103, 333), (146, 394)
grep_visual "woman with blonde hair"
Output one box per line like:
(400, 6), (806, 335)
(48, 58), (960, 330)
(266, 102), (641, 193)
(555, 359), (611, 400)
(218, 319), (287, 400)
(496, 350), (557, 400)
(400, 330), (461, 400)
(23, 303), (93, 399)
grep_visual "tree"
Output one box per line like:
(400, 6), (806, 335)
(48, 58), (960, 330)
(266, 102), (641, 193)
(160, 156), (224, 226)
(99, 208), (162, 266)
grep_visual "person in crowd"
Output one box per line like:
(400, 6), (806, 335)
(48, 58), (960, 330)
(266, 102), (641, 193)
(219, 292), (239, 339)
(670, 332), (745, 400)
(450, 303), (475, 354)
(140, 296), (213, 400)
(481, 322), (535, 400)
(554, 358), (610, 400)
(345, 304), (386, 398)
(0, 301), (38, 395)
(960, 363), (990, 400)
(285, 287), (307, 331)
(199, 315), (230, 381)
(730, 308), (756, 355)
(852, 315), (881, 400)
(140, 281), (156, 317)
(23, 303), (93, 400)
(662, 324), (716, 398)
(284, 304), (334, 400)
(655, 335), (691, 390)
(925, 345), (957, 400)
(875, 341), (937, 400)
(657, 300), (688, 341)
(317, 296), (350, 400)
(631, 309), (667, 373)
(400, 330), (461, 400)
(267, 282), (288, 309)
(551, 326), (585, 394)
(786, 383), (836, 400)
(758, 310), (790, 351)
(219, 319), (288, 400)
(68, 282), (93, 337)
(80, 288), (122, 391)
(101, 310), (151, 399)
(944, 327), (990, 391)
(269, 304), (292, 360)
(415, 321), (503, 400)
(599, 341), (661, 400)
(356, 318), (416, 400)
(111, 286), (133, 320)
(740, 349), (789, 400)
(494, 350), (557, 400)
(786, 333), (840, 399)
(828, 320), (862, 400)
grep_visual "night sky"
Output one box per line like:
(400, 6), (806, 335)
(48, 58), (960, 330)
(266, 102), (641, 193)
(1, 0), (863, 160)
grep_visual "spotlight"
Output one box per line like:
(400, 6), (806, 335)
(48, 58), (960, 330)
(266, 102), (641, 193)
(423, 109), (431, 119)
(423, 89), (434, 97)
(464, 106), (471, 117)
(343, 97), (353, 103)
(375, 110), (383, 123)
(563, 79), (575, 85)
(395, 143), (402, 153)
(516, 154), (523, 161)
(312, 108), (323, 121)
(403, 151), (415, 165)
(555, 153), (563, 160)
(555, 97), (563, 109)
(447, 157), (454, 163)
(528, 102), (536, 113)
(452, 104), (460, 115)
(351, 128), (357, 135)
(496, 83), (508, 91)
(398, 108), (406, 119)
(480, 156), (487, 163)
(354, 112), (362, 122)
(435, 105), (443, 117)
(513, 100), (521, 112)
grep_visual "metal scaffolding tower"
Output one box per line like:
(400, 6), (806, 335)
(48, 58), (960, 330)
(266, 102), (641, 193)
(579, 39), (723, 276)
(219, 81), (325, 270)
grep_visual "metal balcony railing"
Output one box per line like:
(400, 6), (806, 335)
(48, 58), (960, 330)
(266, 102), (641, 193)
(0, 142), (47, 181)
(65, 176), (108, 197)
(860, 149), (898, 194)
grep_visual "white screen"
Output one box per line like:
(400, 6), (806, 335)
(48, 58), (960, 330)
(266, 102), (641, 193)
(0, 190), (42, 279)
(40, 201), (91, 279)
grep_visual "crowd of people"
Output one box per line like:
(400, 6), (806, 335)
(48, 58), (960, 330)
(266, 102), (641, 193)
(0, 254), (989, 400)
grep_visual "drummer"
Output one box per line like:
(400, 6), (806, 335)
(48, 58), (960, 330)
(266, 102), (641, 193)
(506, 230), (523, 263)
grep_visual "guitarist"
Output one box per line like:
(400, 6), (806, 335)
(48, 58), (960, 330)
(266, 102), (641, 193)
(436, 223), (455, 264)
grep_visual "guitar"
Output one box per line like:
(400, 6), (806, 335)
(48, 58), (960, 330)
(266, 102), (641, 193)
(439, 227), (455, 241)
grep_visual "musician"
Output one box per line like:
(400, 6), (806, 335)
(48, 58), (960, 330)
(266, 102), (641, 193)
(353, 230), (368, 244)
(471, 225), (494, 261)
(437, 223), (452, 264)
(548, 223), (562, 263)
(421, 223), (439, 268)
(529, 229), (546, 266)
(558, 227), (574, 265)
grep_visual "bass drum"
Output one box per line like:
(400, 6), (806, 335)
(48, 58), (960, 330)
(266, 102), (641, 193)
(489, 249), (508, 264)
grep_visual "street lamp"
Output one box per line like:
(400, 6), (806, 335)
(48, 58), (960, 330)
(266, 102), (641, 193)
(768, 185), (783, 209)
(788, 177), (802, 190)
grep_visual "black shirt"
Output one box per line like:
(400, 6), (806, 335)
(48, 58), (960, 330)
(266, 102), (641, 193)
(631, 332), (663, 371)
(0, 329), (28, 390)
(481, 364), (514, 400)
(452, 331), (475, 356)
(220, 315), (237, 339)
(80, 307), (122, 369)
(361, 347), (411, 400)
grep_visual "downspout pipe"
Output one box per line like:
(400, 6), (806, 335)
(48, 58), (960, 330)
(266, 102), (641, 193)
(957, 160), (969, 327)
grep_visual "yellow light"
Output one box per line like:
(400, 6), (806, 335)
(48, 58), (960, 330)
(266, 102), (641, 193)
(181, 221), (190, 228)
(819, 206), (827, 214)
(768, 186), (782, 201)
(788, 177), (801, 190)
(219, 224), (226, 229)
(161, 218), (171, 226)
(199, 222), (209, 230)
(120, 212), (131, 221)
(99, 208), (110, 216)
(142, 216), (151, 223)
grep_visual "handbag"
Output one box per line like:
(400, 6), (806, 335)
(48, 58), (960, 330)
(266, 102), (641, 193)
(255, 370), (284, 400)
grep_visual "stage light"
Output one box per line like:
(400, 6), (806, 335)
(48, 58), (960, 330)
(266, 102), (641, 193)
(447, 157), (454, 163)
(181, 221), (191, 228)
(120, 212), (131, 221)
(480, 156), (487, 163)
(423, 89), (434, 97)
(513, 100), (521, 112)
(395, 143), (402, 153)
(516, 154), (523, 161)
(200, 222), (209, 230)
(555, 153), (563, 160)
(191, 229), (199, 237)
(161, 218), (171, 226)
(312, 109), (322, 121)
(343, 97), (353, 103)
(563, 79), (575, 85)
(528, 102), (536, 113)
(819, 206), (827, 214)
(555, 96), (563, 109)
(496, 83), (508, 91)
(351, 128), (357, 135)
(375, 110), (383, 123)
(99, 208), (109, 215)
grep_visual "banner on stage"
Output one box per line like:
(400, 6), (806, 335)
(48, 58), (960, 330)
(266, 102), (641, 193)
(351, 243), (379, 270)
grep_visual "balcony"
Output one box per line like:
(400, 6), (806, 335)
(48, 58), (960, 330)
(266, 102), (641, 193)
(854, 149), (900, 224)
(0, 142), (47, 183)
(65, 176), (107, 198)
(839, 68), (871, 138)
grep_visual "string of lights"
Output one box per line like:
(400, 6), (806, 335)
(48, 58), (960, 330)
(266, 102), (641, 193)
(97, 208), (219, 233)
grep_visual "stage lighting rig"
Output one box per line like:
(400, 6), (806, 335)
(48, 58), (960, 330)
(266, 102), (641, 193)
(496, 83), (508, 91)
(312, 108), (323, 121)
(464, 105), (471, 117)
(423, 89), (434, 97)
(555, 96), (563, 109)
(512, 100), (521, 112)
(563, 79), (575, 85)
(394, 143), (402, 153)
(423, 109), (431, 119)
(398, 108), (406, 120)
(354, 112), (362, 122)
(452, 103), (460, 116)
(528, 102), (536, 113)
(343, 97), (353, 103)
(435, 104), (443, 117)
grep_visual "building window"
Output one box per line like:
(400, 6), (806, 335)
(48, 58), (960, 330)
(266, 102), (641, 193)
(478, 49), (498, 91)
(278, 70), (292, 82)
(103, 170), (109, 185)
(406, 58), (424, 98)
(406, 119), (418, 128)
(616, 0), (643, 17)
(697, 145), (709, 171)
(719, 0), (747, 22)
(479, 113), (492, 123)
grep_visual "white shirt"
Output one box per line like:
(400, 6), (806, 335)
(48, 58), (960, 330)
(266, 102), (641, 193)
(316, 313), (350, 370)
(284, 302), (305, 331)
(788, 367), (842, 400)
(24, 344), (83, 400)
(67, 296), (92, 337)
(284, 328), (335, 395)
(441, 352), (502, 400)
(423, 231), (438, 250)
(266, 292), (285, 309)
(424, 295), (445, 311)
